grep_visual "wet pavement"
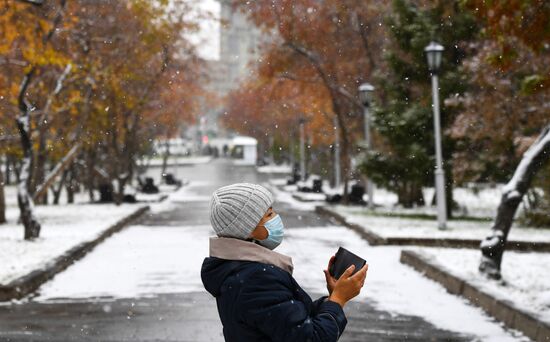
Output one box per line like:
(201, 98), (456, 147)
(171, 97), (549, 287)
(0, 159), (475, 341)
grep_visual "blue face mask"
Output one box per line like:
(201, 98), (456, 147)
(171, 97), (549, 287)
(258, 214), (284, 250)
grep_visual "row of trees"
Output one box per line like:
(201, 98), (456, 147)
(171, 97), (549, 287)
(0, 0), (207, 239)
(223, 0), (549, 278)
(224, 0), (549, 219)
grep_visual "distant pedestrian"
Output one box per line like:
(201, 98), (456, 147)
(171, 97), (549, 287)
(201, 183), (368, 341)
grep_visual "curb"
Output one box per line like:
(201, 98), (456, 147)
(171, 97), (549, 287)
(316, 206), (550, 252)
(0, 205), (150, 302)
(291, 193), (326, 203)
(400, 250), (550, 341)
(316, 206), (387, 245)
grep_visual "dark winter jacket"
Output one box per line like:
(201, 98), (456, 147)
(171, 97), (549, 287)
(201, 237), (347, 342)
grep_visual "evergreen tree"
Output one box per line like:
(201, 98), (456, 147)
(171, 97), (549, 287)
(359, 0), (477, 212)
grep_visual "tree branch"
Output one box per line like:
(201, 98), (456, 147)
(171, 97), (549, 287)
(16, 0), (44, 5)
(33, 142), (82, 201)
(39, 63), (72, 128)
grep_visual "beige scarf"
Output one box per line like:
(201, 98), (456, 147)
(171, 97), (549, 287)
(209, 237), (294, 275)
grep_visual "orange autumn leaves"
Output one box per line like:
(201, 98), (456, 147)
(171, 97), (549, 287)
(223, 0), (388, 154)
(0, 0), (206, 157)
(224, 77), (334, 148)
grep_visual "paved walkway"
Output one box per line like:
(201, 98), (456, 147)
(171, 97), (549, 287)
(0, 159), (518, 341)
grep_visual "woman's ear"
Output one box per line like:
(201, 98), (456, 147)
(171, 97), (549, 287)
(250, 225), (269, 240)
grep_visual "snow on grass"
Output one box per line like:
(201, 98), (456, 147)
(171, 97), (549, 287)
(280, 227), (526, 342)
(267, 178), (288, 186)
(270, 177), (506, 219)
(0, 203), (147, 285)
(270, 176), (523, 218)
(36, 225), (212, 300)
(257, 164), (292, 174)
(141, 156), (213, 167)
(292, 192), (326, 202)
(265, 182), (318, 211)
(332, 205), (550, 242)
(414, 247), (550, 324)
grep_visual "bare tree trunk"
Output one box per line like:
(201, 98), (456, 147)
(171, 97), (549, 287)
(15, 0), (66, 240)
(115, 177), (127, 205)
(17, 70), (42, 240)
(33, 131), (48, 204)
(33, 64), (71, 205)
(161, 139), (170, 179)
(445, 163), (454, 219)
(86, 153), (96, 202)
(66, 168), (75, 204)
(0, 167), (6, 224)
(12, 157), (21, 184)
(398, 183), (425, 208)
(336, 109), (351, 204)
(480, 124), (550, 279)
(5, 156), (11, 185)
(52, 169), (68, 205)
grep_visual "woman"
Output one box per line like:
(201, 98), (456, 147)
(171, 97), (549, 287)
(201, 183), (368, 341)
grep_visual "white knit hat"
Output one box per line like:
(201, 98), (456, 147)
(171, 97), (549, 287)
(209, 183), (274, 239)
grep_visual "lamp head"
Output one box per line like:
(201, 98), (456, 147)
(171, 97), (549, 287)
(424, 41), (444, 74)
(358, 83), (375, 106)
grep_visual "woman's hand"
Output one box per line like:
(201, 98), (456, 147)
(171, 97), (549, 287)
(323, 255), (337, 295)
(328, 263), (369, 308)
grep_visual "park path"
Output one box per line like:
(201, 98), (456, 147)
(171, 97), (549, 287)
(0, 159), (522, 341)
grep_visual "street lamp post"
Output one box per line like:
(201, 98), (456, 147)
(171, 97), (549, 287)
(425, 41), (447, 230)
(359, 83), (375, 209)
(299, 117), (306, 182)
(333, 117), (341, 189)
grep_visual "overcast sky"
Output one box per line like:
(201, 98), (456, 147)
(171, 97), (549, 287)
(188, 0), (220, 60)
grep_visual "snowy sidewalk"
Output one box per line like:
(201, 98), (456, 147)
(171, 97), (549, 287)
(0, 203), (149, 299)
(34, 223), (526, 341)
(0, 161), (530, 340)
(0, 181), (186, 292)
(401, 248), (550, 341)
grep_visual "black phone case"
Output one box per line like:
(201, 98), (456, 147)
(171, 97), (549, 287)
(329, 247), (366, 279)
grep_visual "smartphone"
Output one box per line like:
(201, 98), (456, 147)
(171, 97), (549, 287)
(329, 247), (367, 279)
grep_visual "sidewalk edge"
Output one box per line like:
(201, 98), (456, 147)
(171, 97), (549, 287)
(315, 206), (387, 245)
(0, 205), (150, 302)
(400, 249), (550, 341)
(316, 205), (550, 252)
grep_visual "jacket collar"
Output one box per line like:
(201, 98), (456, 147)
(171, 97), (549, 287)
(209, 237), (294, 275)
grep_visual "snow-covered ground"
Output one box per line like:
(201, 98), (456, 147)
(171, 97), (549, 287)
(292, 192), (327, 202)
(36, 224), (526, 341)
(411, 247), (550, 324)
(257, 163), (292, 174)
(270, 177), (515, 219)
(133, 184), (182, 202)
(281, 228), (526, 342)
(332, 205), (550, 242)
(0, 180), (184, 286)
(168, 180), (213, 203)
(266, 182), (320, 211)
(0, 203), (147, 285)
(139, 155), (213, 167)
(27, 178), (526, 341)
(268, 178), (550, 243)
(36, 224), (212, 299)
